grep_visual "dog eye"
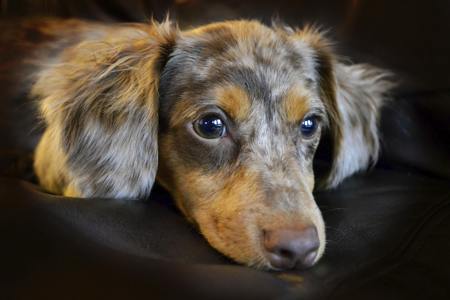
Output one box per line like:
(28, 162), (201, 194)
(193, 114), (226, 139)
(300, 116), (318, 138)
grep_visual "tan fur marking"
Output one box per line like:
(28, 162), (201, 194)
(215, 85), (251, 122)
(293, 25), (333, 50)
(283, 85), (311, 123)
(169, 97), (203, 128)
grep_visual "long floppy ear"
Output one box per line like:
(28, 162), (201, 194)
(325, 62), (394, 187)
(33, 21), (178, 198)
(292, 26), (394, 188)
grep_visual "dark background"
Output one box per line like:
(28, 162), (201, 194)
(2, 0), (450, 94)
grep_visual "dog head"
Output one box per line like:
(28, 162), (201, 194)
(33, 19), (392, 270)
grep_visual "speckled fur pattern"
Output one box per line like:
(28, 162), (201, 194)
(29, 18), (393, 269)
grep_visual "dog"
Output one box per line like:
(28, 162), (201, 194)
(12, 18), (392, 270)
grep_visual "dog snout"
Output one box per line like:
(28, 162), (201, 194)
(263, 226), (319, 270)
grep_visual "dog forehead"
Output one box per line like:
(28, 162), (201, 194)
(160, 21), (321, 129)
(177, 21), (317, 91)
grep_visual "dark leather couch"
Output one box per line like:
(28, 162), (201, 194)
(1, 1), (449, 299)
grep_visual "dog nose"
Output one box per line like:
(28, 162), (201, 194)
(263, 226), (319, 270)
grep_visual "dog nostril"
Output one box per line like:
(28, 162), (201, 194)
(263, 226), (319, 270)
(279, 249), (294, 258)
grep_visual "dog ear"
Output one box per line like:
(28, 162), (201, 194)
(324, 62), (394, 187)
(291, 26), (394, 188)
(33, 20), (178, 198)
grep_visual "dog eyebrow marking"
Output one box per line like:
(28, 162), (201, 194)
(215, 85), (251, 122)
(282, 85), (312, 123)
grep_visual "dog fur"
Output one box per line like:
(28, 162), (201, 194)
(17, 18), (392, 269)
